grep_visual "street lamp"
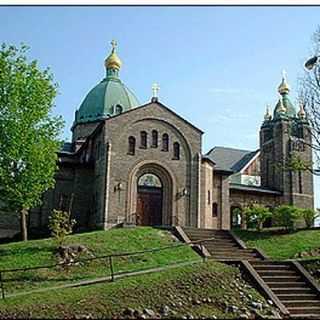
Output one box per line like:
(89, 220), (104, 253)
(304, 56), (319, 71)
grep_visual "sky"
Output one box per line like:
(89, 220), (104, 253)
(0, 5), (319, 208)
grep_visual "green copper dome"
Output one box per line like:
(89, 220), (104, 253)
(75, 41), (139, 125)
(273, 93), (296, 119)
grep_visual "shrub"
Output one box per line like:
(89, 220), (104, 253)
(301, 208), (319, 228)
(243, 204), (272, 232)
(48, 209), (76, 246)
(273, 205), (302, 232)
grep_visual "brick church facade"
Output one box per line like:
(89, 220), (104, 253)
(0, 42), (314, 234)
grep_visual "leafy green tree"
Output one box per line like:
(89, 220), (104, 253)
(243, 204), (272, 232)
(0, 44), (64, 241)
(301, 208), (319, 228)
(49, 209), (76, 247)
(273, 205), (302, 232)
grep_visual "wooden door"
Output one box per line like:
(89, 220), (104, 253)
(136, 187), (162, 226)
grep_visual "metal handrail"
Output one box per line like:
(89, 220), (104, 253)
(0, 236), (215, 299)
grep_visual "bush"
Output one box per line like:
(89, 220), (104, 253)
(243, 204), (272, 232)
(48, 209), (76, 246)
(301, 208), (319, 228)
(273, 205), (302, 232)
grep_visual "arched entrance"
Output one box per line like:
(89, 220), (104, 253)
(136, 174), (162, 226)
(127, 162), (175, 226)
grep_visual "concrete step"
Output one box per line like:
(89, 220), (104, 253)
(268, 282), (309, 289)
(288, 307), (320, 315)
(253, 264), (292, 271)
(272, 288), (314, 295)
(277, 294), (319, 301)
(210, 257), (262, 262)
(283, 300), (319, 307)
(261, 275), (302, 283)
(250, 261), (291, 266)
(291, 314), (320, 319)
(257, 270), (298, 277)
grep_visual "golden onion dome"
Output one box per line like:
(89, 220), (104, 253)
(264, 104), (272, 121)
(298, 102), (306, 119)
(278, 70), (290, 94)
(104, 40), (122, 71)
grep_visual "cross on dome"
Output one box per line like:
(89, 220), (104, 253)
(111, 39), (117, 52)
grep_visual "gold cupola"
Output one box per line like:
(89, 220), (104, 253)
(278, 70), (290, 95)
(298, 102), (306, 119)
(104, 40), (122, 71)
(264, 104), (272, 121)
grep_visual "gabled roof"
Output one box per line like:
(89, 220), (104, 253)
(204, 146), (259, 173)
(106, 100), (204, 134)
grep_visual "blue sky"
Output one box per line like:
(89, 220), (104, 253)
(0, 5), (319, 208)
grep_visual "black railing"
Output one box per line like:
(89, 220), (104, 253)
(0, 237), (214, 299)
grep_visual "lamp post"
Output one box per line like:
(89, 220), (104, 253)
(304, 56), (319, 71)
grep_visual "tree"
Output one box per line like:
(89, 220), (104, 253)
(49, 209), (76, 247)
(0, 44), (64, 241)
(299, 26), (320, 175)
(273, 205), (302, 232)
(243, 204), (272, 232)
(301, 208), (319, 228)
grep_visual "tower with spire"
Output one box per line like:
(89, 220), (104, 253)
(259, 72), (313, 209)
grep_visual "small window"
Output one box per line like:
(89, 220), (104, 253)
(151, 130), (158, 148)
(173, 142), (180, 160)
(128, 136), (136, 155)
(96, 141), (101, 160)
(299, 170), (303, 194)
(297, 126), (304, 139)
(140, 131), (147, 149)
(162, 134), (169, 152)
(212, 203), (218, 217)
(115, 105), (123, 115)
(208, 190), (211, 205)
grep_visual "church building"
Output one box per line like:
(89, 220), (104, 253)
(16, 41), (315, 232)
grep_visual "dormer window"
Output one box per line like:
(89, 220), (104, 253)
(115, 104), (123, 115)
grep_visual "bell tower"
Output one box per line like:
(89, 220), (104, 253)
(260, 72), (314, 208)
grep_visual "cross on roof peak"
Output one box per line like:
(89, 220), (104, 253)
(152, 83), (160, 98)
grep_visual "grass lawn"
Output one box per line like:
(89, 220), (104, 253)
(0, 227), (199, 295)
(0, 261), (276, 319)
(234, 228), (320, 260)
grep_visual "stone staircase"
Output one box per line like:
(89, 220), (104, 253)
(179, 227), (320, 319)
(251, 261), (320, 318)
(182, 227), (263, 261)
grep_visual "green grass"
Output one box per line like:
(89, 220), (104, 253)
(0, 261), (275, 319)
(235, 229), (320, 260)
(0, 227), (199, 295)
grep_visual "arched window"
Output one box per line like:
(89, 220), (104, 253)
(151, 130), (158, 148)
(173, 142), (180, 160)
(115, 105), (123, 115)
(140, 131), (147, 148)
(162, 133), (169, 152)
(128, 136), (135, 155)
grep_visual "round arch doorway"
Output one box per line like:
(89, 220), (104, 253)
(136, 173), (163, 226)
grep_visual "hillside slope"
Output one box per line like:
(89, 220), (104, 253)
(0, 261), (278, 319)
